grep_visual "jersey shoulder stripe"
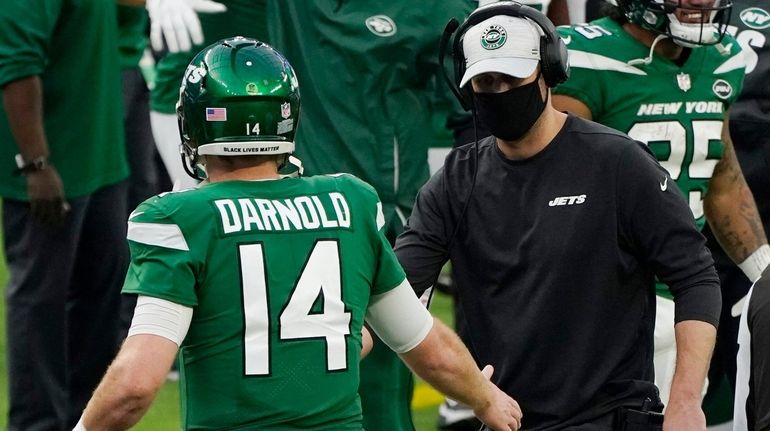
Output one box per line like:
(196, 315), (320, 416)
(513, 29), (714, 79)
(127, 221), (189, 251)
(568, 50), (648, 75)
(710, 34), (746, 74)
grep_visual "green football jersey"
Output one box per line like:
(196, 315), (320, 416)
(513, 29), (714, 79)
(123, 174), (406, 430)
(555, 17), (745, 230)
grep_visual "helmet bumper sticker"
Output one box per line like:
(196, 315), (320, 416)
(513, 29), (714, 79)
(277, 119), (294, 135)
(206, 107), (227, 121)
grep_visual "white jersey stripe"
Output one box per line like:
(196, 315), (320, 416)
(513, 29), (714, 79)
(127, 221), (190, 251)
(376, 202), (386, 231)
(568, 50), (647, 75)
(714, 52), (746, 75)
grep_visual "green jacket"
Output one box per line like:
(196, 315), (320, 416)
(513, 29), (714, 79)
(0, 0), (127, 200)
(268, 0), (473, 239)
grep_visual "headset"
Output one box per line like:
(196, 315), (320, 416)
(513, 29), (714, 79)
(439, 1), (570, 111)
(426, 2), (571, 293)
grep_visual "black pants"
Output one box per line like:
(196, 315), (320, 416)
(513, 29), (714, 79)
(481, 407), (662, 431)
(4, 181), (128, 431)
(122, 67), (162, 214)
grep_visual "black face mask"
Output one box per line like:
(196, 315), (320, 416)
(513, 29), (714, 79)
(473, 75), (547, 141)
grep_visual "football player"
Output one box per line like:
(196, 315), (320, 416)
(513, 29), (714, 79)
(73, 38), (523, 431)
(552, 0), (770, 410)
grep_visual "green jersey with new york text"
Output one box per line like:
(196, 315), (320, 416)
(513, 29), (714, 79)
(123, 174), (406, 430)
(554, 17), (745, 231)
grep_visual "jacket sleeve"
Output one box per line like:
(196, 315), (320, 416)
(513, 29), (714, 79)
(617, 141), (721, 327)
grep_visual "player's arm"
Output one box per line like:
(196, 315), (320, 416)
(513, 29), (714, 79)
(551, 94), (593, 120)
(3, 76), (69, 227)
(704, 111), (770, 281)
(361, 326), (374, 358)
(366, 281), (522, 431)
(75, 297), (192, 431)
(546, 0), (570, 27)
(76, 335), (177, 431)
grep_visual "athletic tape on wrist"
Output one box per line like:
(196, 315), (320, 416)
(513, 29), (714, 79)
(738, 244), (770, 282)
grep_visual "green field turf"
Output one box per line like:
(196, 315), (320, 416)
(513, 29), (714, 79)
(0, 244), (453, 430)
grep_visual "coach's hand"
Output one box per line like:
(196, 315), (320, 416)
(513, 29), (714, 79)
(147, 0), (227, 53)
(663, 399), (706, 431)
(27, 165), (69, 229)
(473, 365), (523, 431)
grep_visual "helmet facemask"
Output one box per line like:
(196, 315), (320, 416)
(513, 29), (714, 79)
(666, 0), (732, 47)
(618, 0), (733, 47)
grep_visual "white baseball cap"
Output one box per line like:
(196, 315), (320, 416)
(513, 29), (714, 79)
(459, 15), (542, 88)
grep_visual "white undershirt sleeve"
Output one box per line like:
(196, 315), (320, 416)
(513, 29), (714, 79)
(365, 280), (434, 354)
(127, 296), (194, 346)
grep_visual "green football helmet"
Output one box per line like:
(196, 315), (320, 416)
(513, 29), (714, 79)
(177, 37), (301, 179)
(614, 0), (732, 47)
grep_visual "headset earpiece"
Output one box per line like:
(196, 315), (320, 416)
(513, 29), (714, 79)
(439, 0), (570, 110)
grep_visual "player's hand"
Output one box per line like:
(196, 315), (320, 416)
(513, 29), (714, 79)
(26, 166), (70, 229)
(663, 399), (706, 431)
(473, 365), (523, 431)
(146, 0), (227, 53)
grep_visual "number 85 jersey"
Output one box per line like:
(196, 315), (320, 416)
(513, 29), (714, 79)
(122, 174), (407, 430)
(554, 17), (745, 229)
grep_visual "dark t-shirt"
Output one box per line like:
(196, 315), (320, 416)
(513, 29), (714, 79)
(395, 115), (721, 430)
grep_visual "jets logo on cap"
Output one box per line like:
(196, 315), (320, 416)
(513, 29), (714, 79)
(481, 25), (507, 50)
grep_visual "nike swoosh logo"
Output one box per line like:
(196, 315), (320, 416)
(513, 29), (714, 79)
(561, 35), (571, 45)
(129, 210), (145, 220)
(660, 177), (668, 191)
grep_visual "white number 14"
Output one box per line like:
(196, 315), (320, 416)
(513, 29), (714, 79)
(240, 240), (351, 375)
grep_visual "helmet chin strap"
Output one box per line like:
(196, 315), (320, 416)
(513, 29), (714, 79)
(181, 144), (206, 181)
(627, 33), (669, 66)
